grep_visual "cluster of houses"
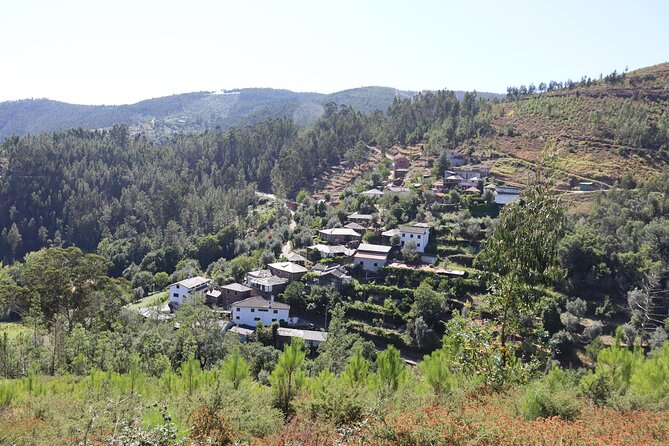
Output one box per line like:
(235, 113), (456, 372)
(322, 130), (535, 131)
(153, 150), (521, 346)
(166, 275), (327, 348)
(428, 166), (521, 205)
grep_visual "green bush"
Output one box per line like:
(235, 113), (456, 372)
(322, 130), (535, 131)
(517, 367), (581, 421)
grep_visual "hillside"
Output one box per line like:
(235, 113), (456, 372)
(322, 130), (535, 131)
(0, 87), (503, 141)
(458, 62), (669, 190)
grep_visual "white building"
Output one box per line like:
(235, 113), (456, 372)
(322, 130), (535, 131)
(231, 296), (290, 327)
(168, 276), (211, 304)
(494, 186), (522, 205)
(399, 224), (431, 253)
(354, 243), (392, 273)
(277, 328), (328, 348)
(451, 167), (490, 181)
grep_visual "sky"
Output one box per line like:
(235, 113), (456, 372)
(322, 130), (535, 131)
(1, 0), (668, 105)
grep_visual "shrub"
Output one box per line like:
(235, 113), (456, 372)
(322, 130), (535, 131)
(550, 330), (574, 358)
(517, 367), (581, 421)
(585, 337), (605, 363)
(583, 322), (603, 343)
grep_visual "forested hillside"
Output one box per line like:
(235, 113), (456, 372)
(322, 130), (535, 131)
(469, 62), (669, 189)
(0, 90), (492, 266)
(0, 87), (503, 141)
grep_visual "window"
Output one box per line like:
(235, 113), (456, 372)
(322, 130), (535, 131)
(410, 234), (414, 238)
(236, 307), (240, 311)
(173, 293), (179, 297)
(272, 319), (277, 322)
(176, 284), (180, 288)
(251, 308), (255, 312)
(236, 316), (240, 320)
(359, 261), (364, 265)
(258, 308), (268, 312)
(273, 310), (278, 314)
(254, 317), (260, 321)
(417, 243), (421, 248)
(374, 263), (378, 267)
(417, 235), (421, 239)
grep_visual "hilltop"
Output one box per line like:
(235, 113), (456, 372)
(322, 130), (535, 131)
(456, 62), (669, 190)
(0, 87), (502, 141)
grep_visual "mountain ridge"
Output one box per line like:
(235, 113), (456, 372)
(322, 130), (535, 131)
(0, 87), (503, 141)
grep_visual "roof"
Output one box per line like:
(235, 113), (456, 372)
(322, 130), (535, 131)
(347, 212), (374, 220)
(362, 188), (384, 196)
(247, 269), (273, 279)
(249, 275), (289, 286)
(309, 244), (355, 256)
(277, 327), (328, 343)
(268, 262), (308, 274)
(318, 228), (362, 237)
(445, 175), (464, 181)
(285, 252), (307, 263)
(399, 225), (429, 235)
(321, 268), (350, 279)
(172, 276), (210, 289)
(206, 289), (222, 298)
(385, 186), (410, 193)
(354, 252), (388, 261)
(382, 228), (400, 237)
(496, 186), (522, 195)
(231, 296), (290, 310)
(221, 283), (252, 293)
(463, 186), (481, 193)
(344, 222), (366, 231)
(484, 183), (497, 189)
(229, 325), (255, 336)
(357, 243), (392, 254)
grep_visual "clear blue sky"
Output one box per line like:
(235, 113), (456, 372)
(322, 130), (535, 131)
(1, 0), (668, 105)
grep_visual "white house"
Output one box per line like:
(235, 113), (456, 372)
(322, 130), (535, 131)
(399, 224), (430, 253)
(354, 243), (392, 273)
(231, 296), (290, 327)
(169, 276), (211, 304)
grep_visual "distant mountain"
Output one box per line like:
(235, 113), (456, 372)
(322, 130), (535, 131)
(0, 87), (503, 141)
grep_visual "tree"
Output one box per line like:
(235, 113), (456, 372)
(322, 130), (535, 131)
(220, 349), (249, 390)
(315, 304), (370, 373)
(14, 247), (117, 332)
(6, 223), (22, 262)
(342, 350), (370, 387)
(401, 240), (420, 263)
(153, 272), (170, 291)
(281, 282), (306, 308)
(411, 281), (445, 327)
(373, 345), (406, 396)
(269, 338), (306, 416)
(476, 182), (566, 348)
(420, 349), (455, 396)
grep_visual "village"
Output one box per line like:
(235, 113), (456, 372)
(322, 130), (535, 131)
(136, 148), (537, 355)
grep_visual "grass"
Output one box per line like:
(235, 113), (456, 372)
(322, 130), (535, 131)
(125, 291), (169, 311)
